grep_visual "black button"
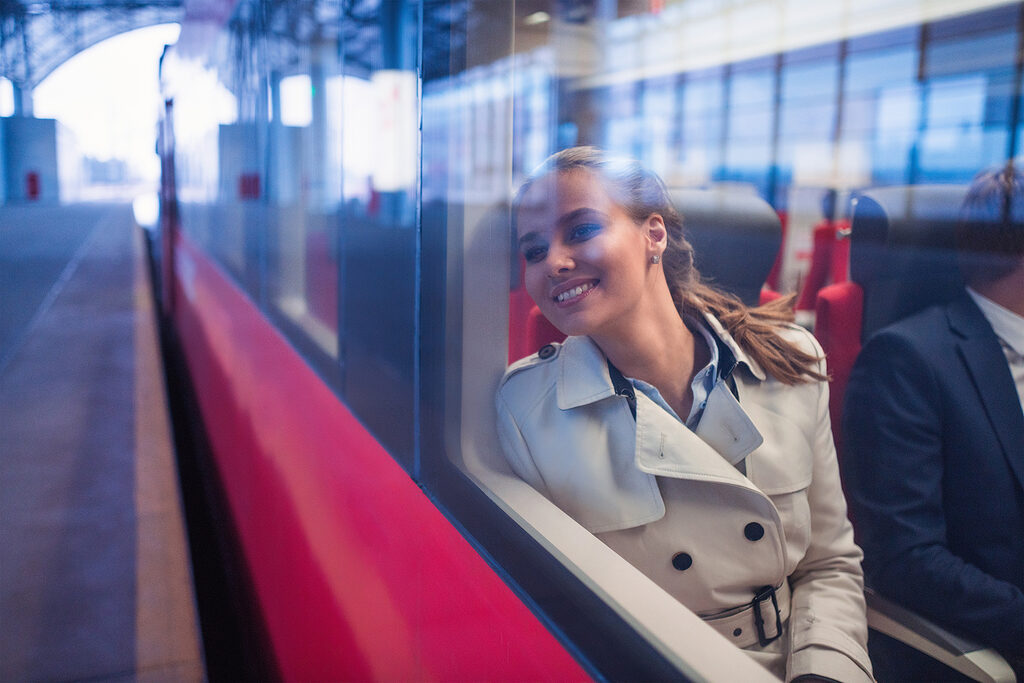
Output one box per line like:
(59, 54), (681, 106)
(671, 552), (692, 571)
(744, 522), (765, 541)
(733, 628), (743, 637)
(538, 344), (556, 359)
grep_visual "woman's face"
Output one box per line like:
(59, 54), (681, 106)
(516, 168), (663, 338)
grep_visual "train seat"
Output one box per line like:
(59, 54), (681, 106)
(671, 188), (784, 308)
(814, 184), (1015, 682)
(765, 210), (787, 291)
(815, 185), (969, 446)
(795, 218), (851, 312)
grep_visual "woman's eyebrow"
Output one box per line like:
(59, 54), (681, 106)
(517, 208), (606, 247)
(517, 231), (541, 247)
(558, 207), (603, 226)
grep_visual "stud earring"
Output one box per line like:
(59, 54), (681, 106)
(651, 254), (661, 264)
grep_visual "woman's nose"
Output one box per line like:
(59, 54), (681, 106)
(548, 243), (574, 274)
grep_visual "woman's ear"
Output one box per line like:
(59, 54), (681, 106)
(645, 214), (668, 250)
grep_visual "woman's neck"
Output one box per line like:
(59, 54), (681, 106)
(591, 284), (710, 418)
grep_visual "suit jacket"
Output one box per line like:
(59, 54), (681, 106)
(497, 315), (872, 682)
(842, 292), (1024, 666)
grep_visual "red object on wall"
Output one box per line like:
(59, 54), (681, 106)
(172, 233), (588, 682)
(239, 173), (261, 199)
(25, 171), (40, 200)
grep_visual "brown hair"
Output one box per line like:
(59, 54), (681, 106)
(957, 162), (1024, 284)
(514, 146), (825, 385)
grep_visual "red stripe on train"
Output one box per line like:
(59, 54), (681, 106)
(172, 232), (588, 681)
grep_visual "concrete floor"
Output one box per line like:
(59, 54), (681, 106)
(0, 204), (204, 682)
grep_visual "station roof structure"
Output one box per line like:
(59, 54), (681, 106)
(0, 0), (184, 91)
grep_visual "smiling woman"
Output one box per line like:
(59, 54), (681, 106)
(497, 146), (874, 681)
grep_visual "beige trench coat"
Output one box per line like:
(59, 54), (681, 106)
(495, 314), (873, 682)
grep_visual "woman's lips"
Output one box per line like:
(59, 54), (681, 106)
(553, 280), (598, 307)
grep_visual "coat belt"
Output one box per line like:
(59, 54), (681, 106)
(701, 580), (791, 649)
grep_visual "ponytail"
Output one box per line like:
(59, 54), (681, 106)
(681, 286), (827, 385)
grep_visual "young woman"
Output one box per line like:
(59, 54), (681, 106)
(495, 147), (872, 682)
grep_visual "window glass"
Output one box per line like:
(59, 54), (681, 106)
(916, 27), (1018, 182)
(265, 41), (343, 360)
(334, 0), (419, 462)
(845, 46), (917, 94)
(166, 0), (419, 464)
(924, 31), (1017, 78)
(679, 71), (725, 186)
(839, 41), (919, 188)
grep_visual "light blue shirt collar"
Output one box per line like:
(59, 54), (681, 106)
(630, 315), (719, 428)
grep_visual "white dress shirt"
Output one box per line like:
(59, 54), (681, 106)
(967, 287), (1024, 416)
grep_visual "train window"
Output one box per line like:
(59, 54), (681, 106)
(419, 2), (808, 680)
(422, 0), (1024, 679)
(166, 57), (242, 275)
(265, 51), (344, 360)
(166, 0), (419, 464)
(679, 69), (726, 186)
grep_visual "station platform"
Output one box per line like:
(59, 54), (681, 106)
(0, 204), (205, 682)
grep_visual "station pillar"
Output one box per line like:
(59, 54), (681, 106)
(12, 82), (33, 118)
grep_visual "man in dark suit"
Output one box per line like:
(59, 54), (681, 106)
(842, 165), (1024, 681)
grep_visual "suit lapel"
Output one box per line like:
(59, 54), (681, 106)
(949, 295), (1024, 491)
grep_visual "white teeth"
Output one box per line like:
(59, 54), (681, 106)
(556, 283), (594, 302)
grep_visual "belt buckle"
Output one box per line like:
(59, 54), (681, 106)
(752, 585), (782, 647)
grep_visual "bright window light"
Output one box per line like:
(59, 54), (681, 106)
(280, 74), (313, 127)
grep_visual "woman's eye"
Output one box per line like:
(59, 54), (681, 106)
(523, 246), (547, 263)
(569, 223), (601, 241)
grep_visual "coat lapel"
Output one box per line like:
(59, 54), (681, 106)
(949, 295), (1024, 491)
(633, 390), (754, 486)
(693, 380), (764, 465)
(555, 336), (616, 410)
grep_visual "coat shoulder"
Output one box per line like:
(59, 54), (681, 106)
(497, 343), (562, 413)
(779, 322), (824, 356)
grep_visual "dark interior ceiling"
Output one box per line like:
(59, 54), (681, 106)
(0, 0), (184, 89)
(1, 0), (661, 92)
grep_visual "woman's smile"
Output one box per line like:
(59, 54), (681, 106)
(553, 279), (599, 306)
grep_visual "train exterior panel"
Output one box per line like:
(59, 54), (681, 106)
(170, 228), (588, 680)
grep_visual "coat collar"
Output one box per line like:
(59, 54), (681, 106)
(700, 311), (767, 382)
(555, 312), (765, 411)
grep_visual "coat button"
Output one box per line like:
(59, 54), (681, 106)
(538, 344), (556, 359)
(744, 522), (765, 541)
(671, 552), (692, 571)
